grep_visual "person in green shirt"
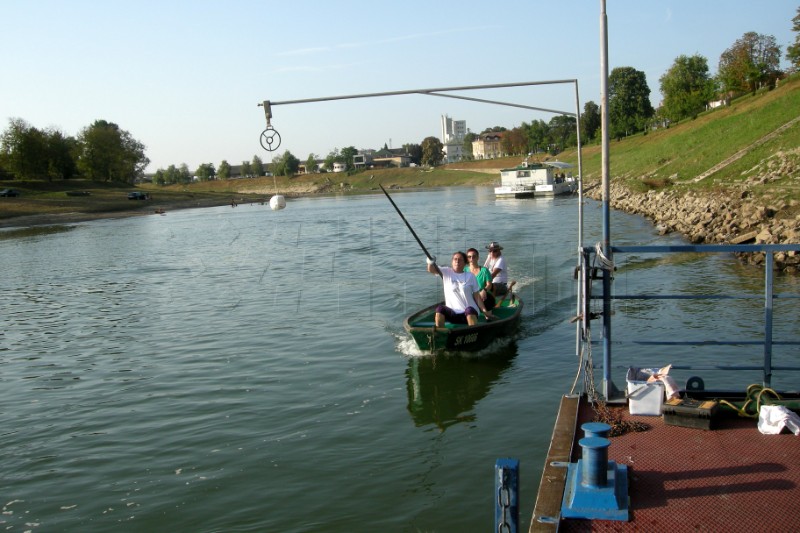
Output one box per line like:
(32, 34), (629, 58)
(466, 248), (495, 310)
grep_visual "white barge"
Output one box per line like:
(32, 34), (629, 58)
(494, 160), (578, 199)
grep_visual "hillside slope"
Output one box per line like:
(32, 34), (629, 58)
(556, 75), (800, 271)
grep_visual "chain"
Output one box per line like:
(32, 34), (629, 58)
(497, 479), (511, 533)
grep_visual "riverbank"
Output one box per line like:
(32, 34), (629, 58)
(0, 167), (496, 230)
(0, 185), (328, 230)
(4, 178), (799, 274)
(3, 165), (799, 274)
(583, 175), (800, 273)
(0, 196), (244, 229)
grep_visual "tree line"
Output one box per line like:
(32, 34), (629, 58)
(0, 118), (149, 183)
(151, 156), (267, 185)
(3, 10), (799, 182)
(602, 26), (794, 142)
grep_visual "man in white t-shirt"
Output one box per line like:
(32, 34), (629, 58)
(483, 241), (508, 295)
(427, 251), (494, 327)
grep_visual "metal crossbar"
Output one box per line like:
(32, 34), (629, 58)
(579, 243), (800, 395)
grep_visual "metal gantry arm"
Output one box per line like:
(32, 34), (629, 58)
(258, 79), (579, 110)
(256, 80), (582, 161)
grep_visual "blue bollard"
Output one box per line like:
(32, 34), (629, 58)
(581, 421), (611, 439)
(579, 436), (610, 488)
(561, 429), (628, 521)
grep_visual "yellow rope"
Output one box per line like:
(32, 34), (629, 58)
(718, 384), (782, 418)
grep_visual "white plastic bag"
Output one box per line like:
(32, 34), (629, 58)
(645, 364), (680, 401)
(758, 405), (800, 435)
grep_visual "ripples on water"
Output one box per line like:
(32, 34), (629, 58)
(1, 188), (798, 531)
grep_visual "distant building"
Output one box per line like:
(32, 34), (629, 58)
(352, 149), (381, 170)
(441, 114), (467, 163)
(371, 148), (411, 168)
(472, 132), (505, 159)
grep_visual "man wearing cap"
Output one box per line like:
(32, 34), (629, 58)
(484, 241), (508, 295)
(426, 252), (494, 326)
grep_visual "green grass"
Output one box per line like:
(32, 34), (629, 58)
(559, 75), (800, 201)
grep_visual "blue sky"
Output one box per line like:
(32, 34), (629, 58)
(1, 1), (797, 173)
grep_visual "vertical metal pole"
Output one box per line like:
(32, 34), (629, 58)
(599, 0), (613, 399)
(495, 458), (519, 533)
(574, 81), (584, 360)
(764, 251), (774, 387)
(582, 250), (591, 350)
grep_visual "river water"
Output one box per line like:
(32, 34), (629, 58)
(1, 187), (798, 532)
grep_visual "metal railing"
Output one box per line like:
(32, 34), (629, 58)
(578, 243), (800, 397)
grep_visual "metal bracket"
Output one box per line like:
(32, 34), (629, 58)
(258, 100), (281, 152)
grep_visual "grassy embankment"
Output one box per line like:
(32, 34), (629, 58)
(556, 75), (800, 213)
(2, 75), (798, 225)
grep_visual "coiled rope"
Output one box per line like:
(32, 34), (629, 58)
(718, 383), (782, 418)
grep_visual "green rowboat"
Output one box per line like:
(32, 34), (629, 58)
(404, 296), (524, 352)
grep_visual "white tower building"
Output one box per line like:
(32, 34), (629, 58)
(441, 115), (467, 163)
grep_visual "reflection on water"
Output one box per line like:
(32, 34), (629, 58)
(406, 344), (517, 431)
(0, 224), (77, 240)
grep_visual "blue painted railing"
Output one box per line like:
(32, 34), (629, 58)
(578, 244), (800, 397)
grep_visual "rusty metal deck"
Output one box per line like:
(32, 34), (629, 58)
(531, 395), (800, 532)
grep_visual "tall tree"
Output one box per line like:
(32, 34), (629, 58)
(608, 67), (655, 139)
(305, 153), (319, 173)
(460, 134), (475, 161)
(323, 148), (340, 172)
(718, 32), (782, 94)
(580, 101), (601, 142)
(195, 163), (216, 181)
(178, 163), (192, 183)
(786, 7), (800, 72)
(76, 120), (149, 183)
(500, 127), (527, 156)
(403, 143), (423, 165)
(272, 150), (300, 176)
(163, 164), (180, 184)
(523, 119), (548, 154)
(45, 128), (78, 181)
(241, 160), (253, 178)
(252, 154), (264, 177)
(1, 118), (49, 179)
(420, 136), (444, 166)
(547, 115), (577, 153)
(218, 160), (231, 180)
(0, 120), (79, 181)
(659, 54), (716, 122)
(340, 146), (358, 171)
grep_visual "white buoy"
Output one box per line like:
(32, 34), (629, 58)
(269, 195), (286, 211)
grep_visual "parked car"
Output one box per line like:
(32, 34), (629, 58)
(0, 188), (20, 197)
(127, 192), (149, 200)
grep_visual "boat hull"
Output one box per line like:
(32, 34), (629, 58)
(403, 297), (523, 352)
(494, 186), (534, 199)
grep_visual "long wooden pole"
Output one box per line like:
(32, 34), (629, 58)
(379, 184), (435, 261)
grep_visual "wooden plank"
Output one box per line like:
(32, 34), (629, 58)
(529, 394), (580, 532)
